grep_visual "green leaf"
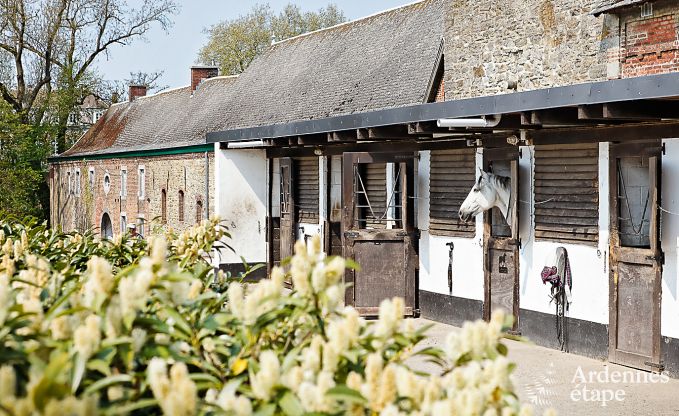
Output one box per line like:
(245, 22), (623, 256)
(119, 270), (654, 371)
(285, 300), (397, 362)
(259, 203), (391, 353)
(72, 353), (87, 393)
(83, 374), (133, 395)
(497, 343), (508, 356)
(103, 398), (158, 415)
(163, 306), (193, 337)
(325, 385), (367, 404)
(254, 403), (276, 416)
(279, 391), (304, 416)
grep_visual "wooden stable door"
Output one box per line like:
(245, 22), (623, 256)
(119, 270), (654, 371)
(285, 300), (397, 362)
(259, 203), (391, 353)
(342, 152), (417, 316)
(609, 142), (663, 371)
(483, 148), (520, 331)
(279, 158), (295, 260)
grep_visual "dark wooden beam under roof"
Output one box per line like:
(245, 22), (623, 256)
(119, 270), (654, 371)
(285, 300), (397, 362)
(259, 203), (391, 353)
(297, 134), (327, 145)
(579, 101), (679, 121)
(328, 130), (358, 142)
(528, 122), (679, 144)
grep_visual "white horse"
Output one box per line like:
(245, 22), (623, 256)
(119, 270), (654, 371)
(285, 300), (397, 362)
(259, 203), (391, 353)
(458, 169), (513, 225)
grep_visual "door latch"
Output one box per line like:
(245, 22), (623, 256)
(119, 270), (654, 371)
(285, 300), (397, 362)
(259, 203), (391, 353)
(645, 251), (665, 265)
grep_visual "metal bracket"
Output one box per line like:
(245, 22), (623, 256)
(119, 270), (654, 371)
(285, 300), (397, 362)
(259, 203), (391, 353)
(644, 361), (665, 371)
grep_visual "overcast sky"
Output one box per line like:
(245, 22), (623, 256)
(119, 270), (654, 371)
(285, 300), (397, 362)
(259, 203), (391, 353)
(96, 0), (412, 89)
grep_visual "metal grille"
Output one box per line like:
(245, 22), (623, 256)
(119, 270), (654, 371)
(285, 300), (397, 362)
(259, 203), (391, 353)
(617, 156), (650, 248)
(354, 163), (402, 229)
(429, 149), (476, 237)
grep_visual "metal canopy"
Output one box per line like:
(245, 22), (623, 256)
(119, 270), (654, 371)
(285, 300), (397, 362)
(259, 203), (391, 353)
(206, 73), (679, 147)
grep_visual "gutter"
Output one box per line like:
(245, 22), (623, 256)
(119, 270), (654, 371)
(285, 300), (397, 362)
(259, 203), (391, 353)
(49, 143), (214, 163)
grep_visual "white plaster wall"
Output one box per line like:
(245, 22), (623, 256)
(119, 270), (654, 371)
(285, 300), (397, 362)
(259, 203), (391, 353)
(417, 144), (611, 325)
(517, 144), (610, 325)
(661, 138), (679, 339)
(214, 147), (267, 265)
(330, 155), (342, 223)
(418, 149), (485, 301)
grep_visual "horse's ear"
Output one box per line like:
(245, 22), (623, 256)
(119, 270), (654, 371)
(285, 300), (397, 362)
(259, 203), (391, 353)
(478, 168), (489, 181)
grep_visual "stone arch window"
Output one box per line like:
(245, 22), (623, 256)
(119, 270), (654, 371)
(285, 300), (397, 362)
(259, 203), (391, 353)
(101, 213), (113, 239)
(196, 199), (203, 224)
(178, 190), (185, 222)
(161, 189), (167, 224)
(103, 172), (111, 194)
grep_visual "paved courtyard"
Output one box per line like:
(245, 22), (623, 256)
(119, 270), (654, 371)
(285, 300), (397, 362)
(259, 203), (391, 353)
(409, 319), (679, 415)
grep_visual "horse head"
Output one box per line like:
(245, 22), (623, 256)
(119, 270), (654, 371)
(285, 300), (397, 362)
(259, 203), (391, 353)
(458, 169), (511, 223)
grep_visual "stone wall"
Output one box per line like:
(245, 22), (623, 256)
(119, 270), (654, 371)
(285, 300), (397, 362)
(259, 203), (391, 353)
(50, 151), (215, 237)
(444, 0), (618, 99)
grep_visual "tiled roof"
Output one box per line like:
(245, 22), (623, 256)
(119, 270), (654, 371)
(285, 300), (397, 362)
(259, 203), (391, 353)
(208, 0), (445, 131)
(591, 0), (646, 15)
(59, 0), (445, 157)
(60, 76), (238, 157)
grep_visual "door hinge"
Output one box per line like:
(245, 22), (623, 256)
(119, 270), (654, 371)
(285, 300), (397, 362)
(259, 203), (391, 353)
(644, 361), (665, 371)
(646, 250), (665, 265)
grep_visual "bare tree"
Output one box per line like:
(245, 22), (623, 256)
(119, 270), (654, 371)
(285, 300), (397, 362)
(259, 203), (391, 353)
(0, 0), (178, 152)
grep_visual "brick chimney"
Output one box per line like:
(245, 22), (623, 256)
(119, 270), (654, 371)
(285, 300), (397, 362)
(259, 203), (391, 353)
(129, 84), (147, 102)
(191, 65), (219, 92)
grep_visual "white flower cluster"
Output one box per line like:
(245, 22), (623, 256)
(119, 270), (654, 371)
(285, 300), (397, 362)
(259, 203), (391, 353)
(227, 269), (284, 325)
(147, 358), (197, 416)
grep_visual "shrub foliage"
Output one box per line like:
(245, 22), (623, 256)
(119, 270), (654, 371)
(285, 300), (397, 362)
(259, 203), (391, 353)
(0, 218), (545, 415)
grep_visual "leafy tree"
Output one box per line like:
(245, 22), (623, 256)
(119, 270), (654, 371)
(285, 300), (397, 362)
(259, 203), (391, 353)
(198, 3), (345, 76)
(0, 0), (178, 220)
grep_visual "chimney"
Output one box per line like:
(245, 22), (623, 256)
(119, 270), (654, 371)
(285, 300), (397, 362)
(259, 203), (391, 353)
(129, 84), (147, 102)
(191, 65), (219, 92)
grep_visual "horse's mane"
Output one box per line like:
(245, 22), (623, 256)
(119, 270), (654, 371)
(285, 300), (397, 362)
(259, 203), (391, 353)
(487, 172), (510, 192)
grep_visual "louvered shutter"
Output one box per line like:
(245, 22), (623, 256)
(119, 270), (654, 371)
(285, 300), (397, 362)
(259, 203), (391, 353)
(295, 158), (319, 222)
(534, 144), (599, 245)
(429, 149), (476, 237)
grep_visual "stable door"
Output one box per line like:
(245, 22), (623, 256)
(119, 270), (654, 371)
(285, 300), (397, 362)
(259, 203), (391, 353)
(483, 148), (520, 332)
(342, 152), (417, 316)
(609, 142), (662, 372)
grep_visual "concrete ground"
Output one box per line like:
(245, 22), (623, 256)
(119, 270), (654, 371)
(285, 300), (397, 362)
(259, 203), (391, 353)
(408, 319), (679, 415)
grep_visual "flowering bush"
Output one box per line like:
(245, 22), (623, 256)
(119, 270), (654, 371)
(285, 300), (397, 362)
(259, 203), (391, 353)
(0, 218), (550, 415)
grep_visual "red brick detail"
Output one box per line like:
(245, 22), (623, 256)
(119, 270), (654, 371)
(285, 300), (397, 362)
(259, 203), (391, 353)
(191, 66), (219, 91)
(622, 14), (679, 78)
(129, 85), (147, 101)
(434, 77), (445, 102)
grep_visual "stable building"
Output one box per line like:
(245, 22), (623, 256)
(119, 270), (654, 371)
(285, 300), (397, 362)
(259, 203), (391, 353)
(206, 0), (679, 377)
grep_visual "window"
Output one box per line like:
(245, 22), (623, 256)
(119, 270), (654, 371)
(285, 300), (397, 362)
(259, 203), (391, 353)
(428, 149), (476, 237)
(178, 190), (185, 222)
(120, 213), (127, 233)
(294, 158), (320, 222)
(88, 168), (95, 190)
(138, 166), (145, 199)
(196, 200), (203, 224)
(75, 169), (81, 197)
(137, 217), (145, 237)
(161, 189), (167, 223)
(67, 170), (72, 194)
(103, 173), (111, 194)
(120, 168), (127, 198)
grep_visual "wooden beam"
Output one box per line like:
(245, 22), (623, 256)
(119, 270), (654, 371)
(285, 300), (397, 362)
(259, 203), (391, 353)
(367, 125), (411, 140)
(528, 122), (679, 144)
(602, 101), (679, 120)
(578, 105), (603, 120)
(328, 130), (357, 142)
(297, 134), (326, 145)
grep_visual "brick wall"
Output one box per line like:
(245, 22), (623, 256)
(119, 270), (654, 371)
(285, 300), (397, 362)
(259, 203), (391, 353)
(50, 152), (215, 237)
(617, 1), (679, 78)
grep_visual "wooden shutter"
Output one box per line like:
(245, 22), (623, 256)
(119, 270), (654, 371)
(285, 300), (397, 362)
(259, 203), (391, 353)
(534, 144), (599, 245)
(295, 158), (319, 222)
(429, 149), (476, 237)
